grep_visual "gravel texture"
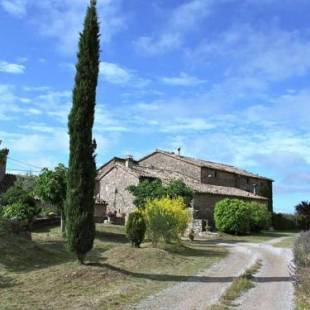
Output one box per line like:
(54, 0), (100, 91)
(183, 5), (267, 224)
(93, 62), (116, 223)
(235, 241), (294, 310)
(133, 237), (294, 310)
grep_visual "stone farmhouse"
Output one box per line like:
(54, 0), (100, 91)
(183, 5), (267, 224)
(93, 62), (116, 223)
(95, 149), (273, 226)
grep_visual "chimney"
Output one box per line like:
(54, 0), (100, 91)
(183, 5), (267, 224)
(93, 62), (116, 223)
(177, 147), (181, 156)
(125, 155), (134, 168)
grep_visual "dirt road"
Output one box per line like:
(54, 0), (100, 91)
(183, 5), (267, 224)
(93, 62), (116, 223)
(235, 241), (294, 310)
(134, 238), (294, 310)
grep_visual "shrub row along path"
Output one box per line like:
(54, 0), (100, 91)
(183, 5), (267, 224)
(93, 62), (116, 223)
(134, 237), (294, 310)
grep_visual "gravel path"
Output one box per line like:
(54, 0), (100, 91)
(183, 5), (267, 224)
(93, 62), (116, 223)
(134, 244), (257, 310)
(235, 243), (294, 310)
(133, 238), (294, 310)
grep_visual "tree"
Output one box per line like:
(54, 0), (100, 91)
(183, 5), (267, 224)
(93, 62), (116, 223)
(295, 201), (310, 230)
(3, 202), (41, 225)
(34, 164), (67, 234)
(0, 185), (36, 218)
(0, 185), (36, 207)
(127, 179), (166, 208)
(66, 0), (100, 264)
(15, 175), (37, 193)
(248, 202), (271, 232)
(127, 179), (193, 209)
(125, 210), (146, 248)
(166, 179), (193, 207)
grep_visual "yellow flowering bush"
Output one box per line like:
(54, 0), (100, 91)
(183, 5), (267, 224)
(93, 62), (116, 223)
(144, 197), (190, 246)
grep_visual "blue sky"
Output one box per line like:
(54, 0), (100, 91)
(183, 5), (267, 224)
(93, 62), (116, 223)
(0, 0), (309, 213)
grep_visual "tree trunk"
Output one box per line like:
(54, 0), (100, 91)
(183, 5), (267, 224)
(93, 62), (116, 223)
(77, 253), (86, 265)
(60, 210), (66, 237)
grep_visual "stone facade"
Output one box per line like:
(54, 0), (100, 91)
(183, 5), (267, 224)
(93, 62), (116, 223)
(95, 150), (272, 224)
(140, 152), (201, 181)
(96, 164), (139, 218)
(140, 151), (273, 212)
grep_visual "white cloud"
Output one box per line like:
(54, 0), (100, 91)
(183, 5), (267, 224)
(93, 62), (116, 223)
(23, 85), (52, 92)
(1, 0), (126, 54)
(0, 0), (27, 17)
(192, 24), (310, 83)
(95, 106), (130, 133)
(161, 72), (205, 86)
(21, 123), (56, 133)
(100, 62), (150, 88)
(0, 61), (25, 74)
(100, 62), (131, 84)
(134, 0), (214, 55)
(0, 85), (23, 120)
(159, 118), (215, 133)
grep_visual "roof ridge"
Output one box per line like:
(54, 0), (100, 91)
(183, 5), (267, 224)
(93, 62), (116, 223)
(154, 149), (272, 181)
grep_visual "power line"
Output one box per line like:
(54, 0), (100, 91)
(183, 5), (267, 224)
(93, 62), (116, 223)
(7, 157), (44, 170)
(7, 168), (41, 173)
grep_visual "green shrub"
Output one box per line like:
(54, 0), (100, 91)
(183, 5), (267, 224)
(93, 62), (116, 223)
(127, 179), (193, 209)
(166, 180), (193, 207)
(127, 179), (166, 208)
(272, 213), (297, 230)
(3, 202), (41, 223)
(294, 230), (310, 268)
(295, 201), (310, 230)
(144, 197), (190, 246)
(126, 210), (146, 248)
(0, 185), (36, 207)
(248, 202), (271, 232)
(214, 199), (251, 235)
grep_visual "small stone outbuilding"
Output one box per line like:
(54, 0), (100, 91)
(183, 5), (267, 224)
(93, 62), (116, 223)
(0, 149), (17, 195)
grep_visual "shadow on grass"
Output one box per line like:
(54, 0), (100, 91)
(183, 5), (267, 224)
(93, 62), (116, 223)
(0, 275), (18, 289)
(32, 226), (59, 234)
(0, 232), (75, 272)
(163, 243), (227, 258)
(96, 230), (128, 244)
(88, 262), (292, 284)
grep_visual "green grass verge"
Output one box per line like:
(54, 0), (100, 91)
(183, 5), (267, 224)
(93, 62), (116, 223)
(273, 235), (298, 248)
(212, 230), (298, 244)
(210, 260), (262, 310)
(0, 223), (227, 310)
(295, 267), (310, 310)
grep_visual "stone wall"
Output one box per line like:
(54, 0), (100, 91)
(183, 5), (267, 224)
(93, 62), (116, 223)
(139, 152), (201, 181)
(97, 158), (124, 178)
(0, 158), (7, 183)
(94, 203), (107, 221)
(96, 166), (139, 216)
(201, 167), (270, 193)
(201, 168), (236, 187)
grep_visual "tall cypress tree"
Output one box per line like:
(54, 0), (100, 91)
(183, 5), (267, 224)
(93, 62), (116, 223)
(66, 0), (100, 264)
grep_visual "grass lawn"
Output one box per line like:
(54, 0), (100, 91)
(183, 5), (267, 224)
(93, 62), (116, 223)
(209, 230), (298, 244)
(0, 224), (227, 310)
(273, 235), (298, 248)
